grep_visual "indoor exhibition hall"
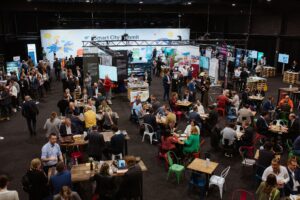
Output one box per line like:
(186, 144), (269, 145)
(1, 0), (300, 200)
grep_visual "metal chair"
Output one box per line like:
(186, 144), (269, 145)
(142, 123), (157, 144)
(209, 166), (231, 199)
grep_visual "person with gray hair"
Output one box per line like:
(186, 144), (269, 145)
(22, 95), (39, 137)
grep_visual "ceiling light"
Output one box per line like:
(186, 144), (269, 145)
(232, 3), (236, 6)
(27, 0), (32, 2)
(187, 1), (192, 5)
(266, 0), (271, 1)
(86, 0), (90, 2)
(139, 1), (143, 4)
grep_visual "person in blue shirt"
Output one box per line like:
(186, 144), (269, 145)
(50, 161), (72, 195)
(187, 78), (196, 101)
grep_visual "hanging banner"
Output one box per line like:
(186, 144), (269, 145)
(27, 44), (37, 66)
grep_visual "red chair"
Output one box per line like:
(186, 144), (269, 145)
(239, 146), (254, 158)
(192, 152), (200, 158)
(253, 133), (267, 146)
(231, 189), (254, 200)
(216, 107), (225, 117)
(175, 111), (183, 121)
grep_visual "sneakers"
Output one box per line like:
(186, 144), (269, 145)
(35, 101), (39, 104)
(12, 108), (17, 113)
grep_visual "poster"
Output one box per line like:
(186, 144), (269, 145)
(27, 44), (37, 66)
(41, 29), (190, 61)
(209, 58), (219, 84)
(200, 56), (209, 69)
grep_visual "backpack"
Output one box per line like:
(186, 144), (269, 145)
(21, 173), (32, 193)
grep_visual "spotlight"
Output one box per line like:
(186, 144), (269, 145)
(187, 1), (192, 5)
(232, 3), (236, 6)
(86, 0), (90, 2)
(139, 1), (143, 4)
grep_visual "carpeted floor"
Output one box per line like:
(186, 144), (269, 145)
(0, 73), (291, 200)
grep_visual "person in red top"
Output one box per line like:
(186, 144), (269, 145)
(278, 95), (294, 112)
(217, 90), (230, 109)
(161, 129), (178, 152)
(103, 75), (112, 104)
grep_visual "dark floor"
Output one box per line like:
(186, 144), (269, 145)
(0, 73), (291, 200)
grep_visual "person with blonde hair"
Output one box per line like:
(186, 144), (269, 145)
(84, 105), (97, 129)
(43, 112), (61, 137)
(24, 158), (49, 200)
(53, 186), (81, 200)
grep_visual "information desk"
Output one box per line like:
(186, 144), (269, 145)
(127, 82), (149, 102)
(283, 71), (299, 84)
(261, 66), (276, 77)
(247, 76), (267, 92)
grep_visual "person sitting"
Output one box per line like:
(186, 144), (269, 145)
(195, 100), (205, 115)
(91, 163), (118, 200)
(278, 95), (294, 113)
(157, 104), (167, 116)
(0, 175), (19, 200)
(183, 89), (193, 102)
(57, 93), (70, 116)
(220, 123), (237, 157)
(25, 158), (49, 200)
(262, 158), (289, 190)
(178, 126), (200, 155)
(237, 104), (253, 124)
(256, 174), (280, 200)
(287, 113), (300, 141)
(188, 106), (202, 128)
(102, 108), (119, 130)
(59, 118), (77, 137)
(262, 97), (275, 112)
(53, 186), (81, 200)
(84, 125), (106, 161)
(255, 62), (263, 77)
(284, 157), (300, 196)
(43, 112), (62, 137)
(143, 108), (157, 132)
(65, 102), (80, 117)
(293, 135), (300, 155)
(256, 141), (275, 168)
(98, 100), (110, 113)
(117, 156), (142, 199)
(50, 161), (72, 195)
(206, 105), (218, 132)
(239, 121), (255, 147)
(87, 98), (96, 113)
(165, 107), (176, 129)
(169, 92), (179, 112)
(253, 87), (265, 97)
(231, 91), (240, 112)
(184, 120), (200, 136)
(241, 87), (250, 106)
(161, 129), (178, 152)
(150, 96), (161, 114)
(84, 105), (97, 129)
(105, 125), (125, 158)
(132, 99), (143, 118)
(256, 111), (271, 137)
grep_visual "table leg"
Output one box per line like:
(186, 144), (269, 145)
(125, 140), (128, 155)
(205, 173), (209, 196)
(277, 89), (280, 105)
(141, 173), (143, 200)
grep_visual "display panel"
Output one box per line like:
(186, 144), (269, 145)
(278, 53), (289, 64)
(99, 65), (118, 82)
(200, 56), (209, 69)
(6, 62), (19, 77)
(258, 52), (264, 61)
(250, 50), (258, 59)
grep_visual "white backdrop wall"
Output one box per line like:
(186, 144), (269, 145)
(40, 28), (190, 61)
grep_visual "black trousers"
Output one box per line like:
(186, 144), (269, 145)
(26, 116), (37, 136)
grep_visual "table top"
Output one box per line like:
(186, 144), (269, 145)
(176, 101), (192, 107)
(187, 158), (219, 175)
(71, 159), (147, 182)
(248, 95), (264, 101)
(236, 131), (244, 140)
(279, 87), (299, 92)
(60, 137), (88, 147)
(269, 125), (288, 134)
(284, 71), (300, 75)
(156, 116), (167, 124)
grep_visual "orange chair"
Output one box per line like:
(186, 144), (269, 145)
(216, 107), (225, 117)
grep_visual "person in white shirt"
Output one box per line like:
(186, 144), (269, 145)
(234, 67), (241, 78)
(196, 100), (205, 115)
(0, 175), (19, 200)
(184, 120), (200, 136)
(262, 158), (290, 189)
(43, 112), (61, 137)
(8, 81), (18, 112)
(231, 91), (240, 112)
(220, 123), (237, 146)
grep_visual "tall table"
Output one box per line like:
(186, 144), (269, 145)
(187, 158), (219, 196)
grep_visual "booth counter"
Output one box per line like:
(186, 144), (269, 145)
(127, 82), (149, 102)
(283, 71), (299, 84)
(247, 76), (267, 92)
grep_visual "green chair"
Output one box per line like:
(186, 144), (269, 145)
(286, 140), (300, 162)
(166, 151), (185, 184)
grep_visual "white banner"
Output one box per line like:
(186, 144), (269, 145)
(40, 28), (190, 61)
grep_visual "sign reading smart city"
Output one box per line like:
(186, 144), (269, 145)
(40, 29), (190, 61)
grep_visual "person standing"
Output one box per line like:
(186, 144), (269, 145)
(162, 71), (171, 101)
(22, 96), (39, 137)
(104, 75), (113, 105)
(0, 175), (19, 200)
(53, 58), (61, 81)
(41, 133), (63, 175)
(25, 158), (49, 200)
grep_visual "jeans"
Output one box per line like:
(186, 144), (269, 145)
(0, 105), (10, 118)
(26, 116), (37, 136)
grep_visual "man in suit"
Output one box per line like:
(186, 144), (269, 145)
(286, 113), (300, 141)
(205, 105), (218, 135)
(22, 95), (39, 137)
(143, 109), (157, 132)
(84, 125), (106, 161)
(256, 111), (271, 137)
(188, 106), (202, 128)
(285, 157), (300, 195)
(59, 118), (77, 137)
(162, 71), (171, 101)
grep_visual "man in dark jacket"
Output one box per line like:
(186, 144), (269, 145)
(287, 113), (300, 141)
(256, 111), (271, 137)
(0, 85), (11, 120)
(162, 71), (171, 101)
(22, 95), (39, 136)
(188, 106), (202, 127)
(285, 157), (300, 195)
(84, 125), (106, 161)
